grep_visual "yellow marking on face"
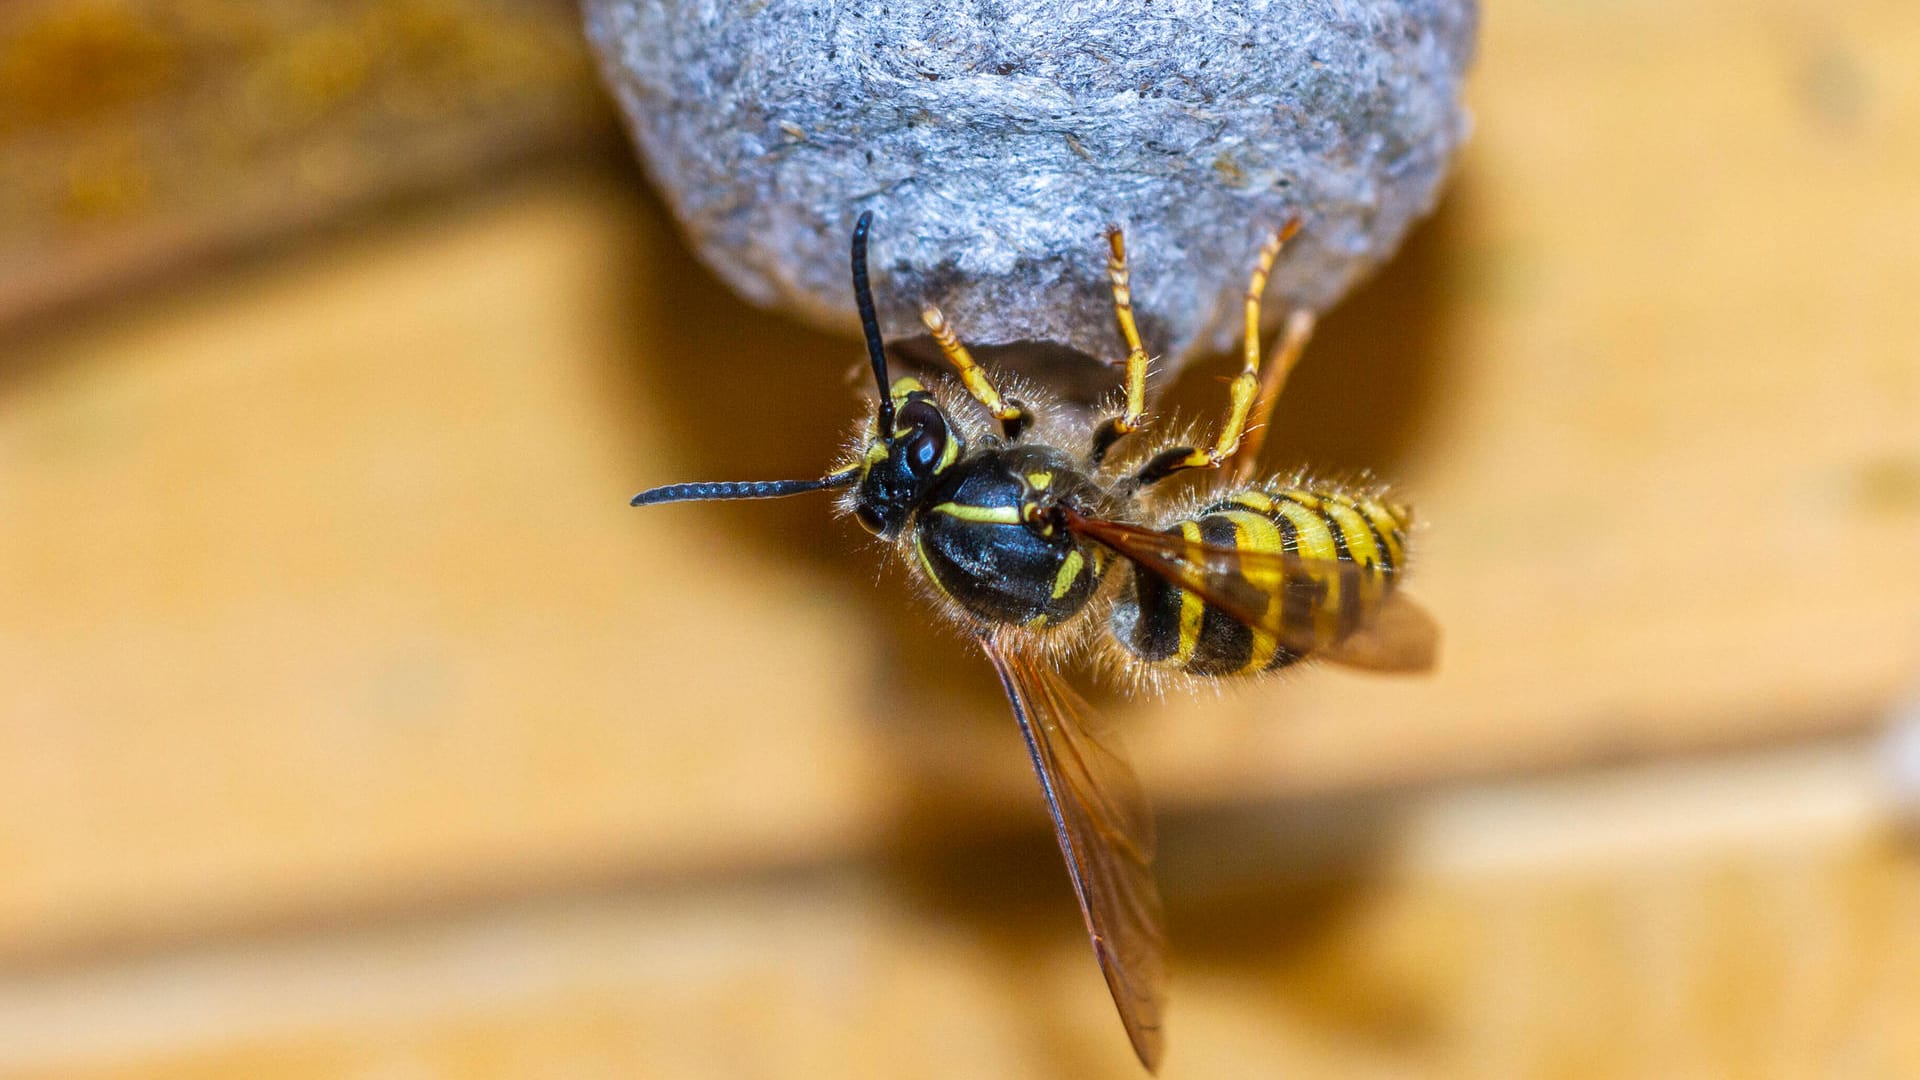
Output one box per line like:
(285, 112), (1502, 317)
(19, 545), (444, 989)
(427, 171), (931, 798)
(936, 430), (959, 472)
(864, 440), (889, 465)
(1051, 548), (1085, 600)
(1173, 520), (1207, 665)
(1026, 471), (1053, 490)
(930, 502), (1023, 524)
(880, 378), (928, 434)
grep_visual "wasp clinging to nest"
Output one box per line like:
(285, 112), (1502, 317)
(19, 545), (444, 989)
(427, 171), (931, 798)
(631, 211), (1438, 1073)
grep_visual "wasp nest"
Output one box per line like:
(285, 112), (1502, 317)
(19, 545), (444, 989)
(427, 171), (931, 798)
(586, 0), (1476, 399)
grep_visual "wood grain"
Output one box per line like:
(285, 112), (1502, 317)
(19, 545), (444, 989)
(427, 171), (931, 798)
(0, 0), (616, 326)
(0, 741), (1914, 1079)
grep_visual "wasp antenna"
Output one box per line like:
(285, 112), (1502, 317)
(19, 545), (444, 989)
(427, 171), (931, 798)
(850, 210), (894, 433)
(631, 469), (857, 507)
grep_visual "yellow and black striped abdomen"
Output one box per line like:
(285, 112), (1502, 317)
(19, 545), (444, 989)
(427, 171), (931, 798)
(1108, 487), (1411, 678)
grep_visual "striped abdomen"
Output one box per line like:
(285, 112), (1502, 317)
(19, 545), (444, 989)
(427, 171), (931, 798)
(1108, 487), (1411, 677)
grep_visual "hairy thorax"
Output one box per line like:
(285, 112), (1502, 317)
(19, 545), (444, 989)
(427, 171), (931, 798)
(910, 443), (1112, 629)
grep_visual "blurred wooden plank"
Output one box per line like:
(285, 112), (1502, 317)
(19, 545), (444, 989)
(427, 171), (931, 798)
(0, 170), (889, 960)
(0, 0), (618, 326)
(0, 741), (1914, 1079)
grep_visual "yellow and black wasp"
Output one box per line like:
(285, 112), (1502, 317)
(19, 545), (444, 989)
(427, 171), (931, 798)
(631, 211), (1438, 1072)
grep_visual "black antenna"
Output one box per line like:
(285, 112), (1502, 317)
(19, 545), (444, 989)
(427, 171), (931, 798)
(631, 470), (857, 507)
(850, 210), (894, 433)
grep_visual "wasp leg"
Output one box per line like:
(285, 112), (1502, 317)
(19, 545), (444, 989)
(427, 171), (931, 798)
(1090, 227), (1152, 466)
(922, 305), (1032, 441)
(1228, 307), (1317, 485)
(1127, 220), (1301, 491)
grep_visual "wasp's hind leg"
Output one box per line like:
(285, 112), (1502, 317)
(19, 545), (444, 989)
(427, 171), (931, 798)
(1089, 227), (1153, 467)
(1228, 307), (1316, 485)
(922, 305), (1032, 441)
(1127, 220), (1305, 492)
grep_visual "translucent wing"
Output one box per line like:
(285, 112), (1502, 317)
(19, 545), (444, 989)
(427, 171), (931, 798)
(979, 632), (1168, 1072)
(1315, 586), (1441, 672)
(1062, 508), (1439, 673)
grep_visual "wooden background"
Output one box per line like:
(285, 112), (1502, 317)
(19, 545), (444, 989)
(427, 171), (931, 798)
(2, 1), (1918, 1077)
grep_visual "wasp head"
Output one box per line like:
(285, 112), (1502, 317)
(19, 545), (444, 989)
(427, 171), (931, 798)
(850, 377), (963, 538)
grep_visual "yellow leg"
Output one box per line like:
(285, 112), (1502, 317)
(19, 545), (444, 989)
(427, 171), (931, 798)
(1107, 228), (1150, 435)
(1229, 307), (1317, 485)
(921, 305), (1032, 439)
(1132, 220), (1300, 487)
(1090, 228), (1154, 463)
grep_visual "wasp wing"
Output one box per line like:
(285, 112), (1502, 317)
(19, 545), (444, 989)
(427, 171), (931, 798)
(1312, 585), (1440, 672)
(1062, 508), (1438, 674)
(979, 632), (1168, 1072)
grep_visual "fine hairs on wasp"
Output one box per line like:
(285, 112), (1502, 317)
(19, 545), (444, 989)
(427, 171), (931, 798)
(630, 212), (1435, 1073)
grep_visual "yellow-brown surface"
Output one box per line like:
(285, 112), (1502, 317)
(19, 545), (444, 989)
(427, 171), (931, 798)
(2, 1), (1919, 1077)
(0, 0), (612, 324)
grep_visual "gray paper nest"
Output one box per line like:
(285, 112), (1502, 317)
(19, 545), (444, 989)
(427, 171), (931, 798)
(587, 0), (1476, 401)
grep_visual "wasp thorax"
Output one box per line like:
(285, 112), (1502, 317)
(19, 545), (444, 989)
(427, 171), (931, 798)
(852, 390), (962, 538)
(911, 444), (1106, 629)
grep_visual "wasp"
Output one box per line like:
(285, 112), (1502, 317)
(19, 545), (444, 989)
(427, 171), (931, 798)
(631, 212), (1438, 1072)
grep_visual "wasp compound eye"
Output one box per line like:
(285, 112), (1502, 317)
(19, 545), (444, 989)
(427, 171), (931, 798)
(895, 399), (948, 478)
